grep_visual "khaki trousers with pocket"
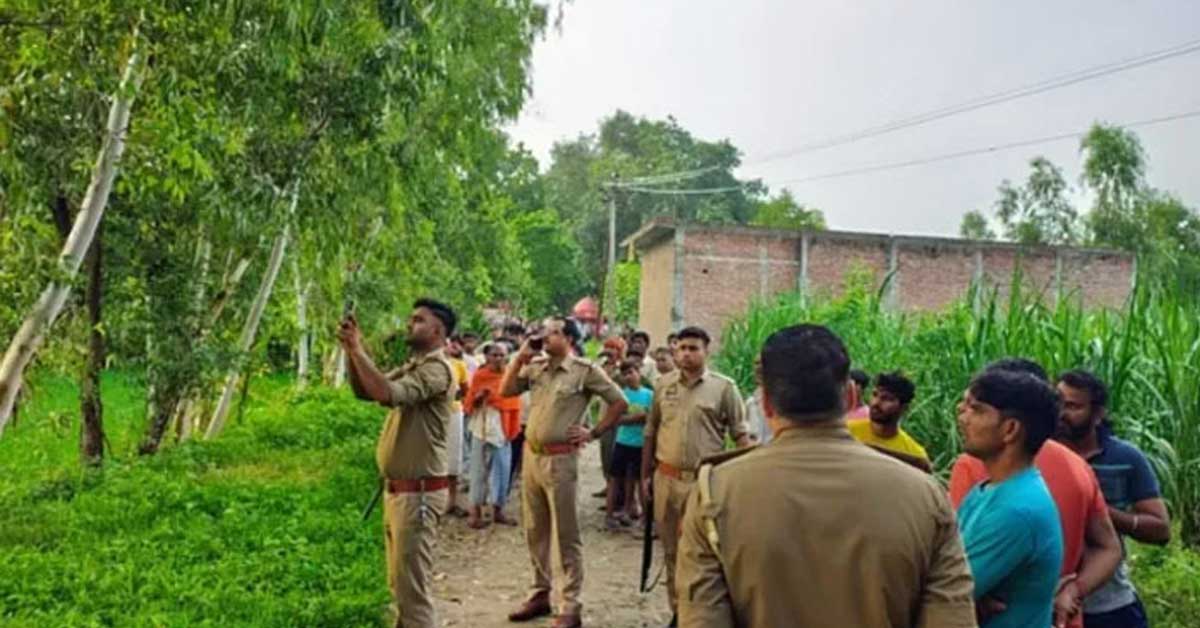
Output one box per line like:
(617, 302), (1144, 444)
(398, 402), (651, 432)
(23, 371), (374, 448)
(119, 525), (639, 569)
(521, 449), (583, 616)
(654, 469), (696, 614)
(383, 488), (447, 628)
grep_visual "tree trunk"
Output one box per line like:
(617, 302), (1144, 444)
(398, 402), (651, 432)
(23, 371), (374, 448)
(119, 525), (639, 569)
(292, 256), (310, 389)
(205, 185), (298, 439)
(333, 346), (347, 388)
(79, 225), (106, 466)
(204, 257), (251, 333)
(139, 399), (177, 455)
(0, 46), (141, 436)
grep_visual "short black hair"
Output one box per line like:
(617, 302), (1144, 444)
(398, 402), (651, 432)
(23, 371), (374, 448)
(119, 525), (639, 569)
(969, 369), (1060, 456)
(629, 330), (651, 345)
(414, 298), (456, 336)
(1057, 369), (1109, 409)
(666, 332), (678, 343)
(652, 346), (671, 358)
(552, 316), (582, 343)
(503, 322), (526, 336)
(760, 324), (850, 422)
(850, 369), (870, 390)
(461, 331), (479, 340)
(875, 371), (915, 405)
(675, 326), (710, 346)
(619, 359), (642, 375)
(986, 357), (1049, 383)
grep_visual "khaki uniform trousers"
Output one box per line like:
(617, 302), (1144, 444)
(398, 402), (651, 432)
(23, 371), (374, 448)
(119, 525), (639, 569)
(383, 488), (447, 628)
(521, 449), (583, 616)
(654, 469), (696, 614)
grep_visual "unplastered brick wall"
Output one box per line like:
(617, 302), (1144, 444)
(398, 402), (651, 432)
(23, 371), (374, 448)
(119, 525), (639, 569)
(631, 220), (1134, 347)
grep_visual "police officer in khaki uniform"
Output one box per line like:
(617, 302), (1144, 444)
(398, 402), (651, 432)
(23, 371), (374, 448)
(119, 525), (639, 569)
(675, 324), (977, 628)
(501, 317), (627, 628)
(339, 298), (458, 628)
(640, 326), (750, 626)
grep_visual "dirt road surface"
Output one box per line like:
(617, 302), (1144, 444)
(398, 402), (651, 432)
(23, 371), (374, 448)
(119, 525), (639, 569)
(431, 445), (673, 628)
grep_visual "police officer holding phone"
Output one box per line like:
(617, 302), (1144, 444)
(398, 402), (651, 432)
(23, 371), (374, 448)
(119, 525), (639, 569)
(501, 316), (627, 628)
(339, 298), (458, 628)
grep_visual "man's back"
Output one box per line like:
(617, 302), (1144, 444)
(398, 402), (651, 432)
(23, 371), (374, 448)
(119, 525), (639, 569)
(676, 425), (976, 628)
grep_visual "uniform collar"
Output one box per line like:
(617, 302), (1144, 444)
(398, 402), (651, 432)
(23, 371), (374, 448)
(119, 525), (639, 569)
(678, 368), (709, 388)
(771, 419), (851, 442)
(547, 354), (572, 372)
(410, 347), (445, 365)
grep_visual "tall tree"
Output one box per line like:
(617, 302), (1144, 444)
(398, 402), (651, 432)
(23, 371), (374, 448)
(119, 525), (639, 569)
(994, 157), (1081, 246)
(543, 110), (770, 293)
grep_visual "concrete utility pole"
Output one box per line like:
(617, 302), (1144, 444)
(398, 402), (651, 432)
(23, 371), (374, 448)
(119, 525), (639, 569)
(602, 172), (618, 335)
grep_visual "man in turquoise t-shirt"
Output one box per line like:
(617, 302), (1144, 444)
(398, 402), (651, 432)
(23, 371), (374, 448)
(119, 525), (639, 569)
(956, 368), (1064, 628)
(605, 360), (652, 528)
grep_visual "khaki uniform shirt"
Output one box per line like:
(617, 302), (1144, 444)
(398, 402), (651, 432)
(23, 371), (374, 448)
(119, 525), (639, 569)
(646, 369), (749, 470)
(516, 355), (624, 446)
(375, 349), (456, 480)
(676, 424), (977, 628)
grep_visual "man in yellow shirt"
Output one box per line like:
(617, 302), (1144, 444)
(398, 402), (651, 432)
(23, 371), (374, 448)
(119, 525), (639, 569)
(847, 371), (931, 472)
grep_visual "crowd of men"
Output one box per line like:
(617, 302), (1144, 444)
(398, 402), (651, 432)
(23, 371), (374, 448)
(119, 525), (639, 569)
(339, 298), (1170, 628)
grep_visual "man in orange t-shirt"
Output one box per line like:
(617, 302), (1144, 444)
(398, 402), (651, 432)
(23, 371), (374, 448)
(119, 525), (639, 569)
(949, 358), (1121, 628)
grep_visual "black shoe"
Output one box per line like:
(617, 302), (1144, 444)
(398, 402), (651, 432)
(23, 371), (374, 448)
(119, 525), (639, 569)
(668, 614), (677, 627)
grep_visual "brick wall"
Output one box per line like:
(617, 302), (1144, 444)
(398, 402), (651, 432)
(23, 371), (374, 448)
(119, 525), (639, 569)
(631, 220), (1134, 348)
(895, 243), (977, 311)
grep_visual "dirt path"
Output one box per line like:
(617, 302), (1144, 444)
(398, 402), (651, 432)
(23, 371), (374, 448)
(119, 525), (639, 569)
(431, 445), (672, 628)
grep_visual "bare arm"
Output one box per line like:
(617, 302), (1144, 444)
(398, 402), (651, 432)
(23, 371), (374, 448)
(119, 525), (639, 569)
(1110, 498), (1170, 545)
(499, 341), (534, 398)
(587, 397), (628, 440)
(619, 411), (648, 425)
(345, 347), (371, 401)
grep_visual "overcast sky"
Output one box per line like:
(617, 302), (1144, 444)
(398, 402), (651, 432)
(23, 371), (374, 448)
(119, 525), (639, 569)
(506, 0), (1200, 237)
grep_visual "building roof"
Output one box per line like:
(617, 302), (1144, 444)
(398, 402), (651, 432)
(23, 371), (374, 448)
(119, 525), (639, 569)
(621, 216), (1130, 259)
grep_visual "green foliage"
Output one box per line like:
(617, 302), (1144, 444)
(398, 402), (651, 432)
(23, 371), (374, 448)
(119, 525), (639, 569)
(0, 372), (388, 626)
(612, 260), (640, 326)
(1081, 123), (1146, 243)
(960, 124), (1200, 299)
(749, 189), (826, 231)
(958, 209), (996, 240)
(513, 208), (592, 316)
(994, 157), (1081, 245)
(542, 110), (770, 288)
(715, 273), (1200, 547)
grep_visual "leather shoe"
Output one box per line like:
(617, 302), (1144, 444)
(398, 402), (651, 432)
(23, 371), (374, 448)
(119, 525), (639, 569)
(551, 614), (582, 628)
(507, 592), (551, 622)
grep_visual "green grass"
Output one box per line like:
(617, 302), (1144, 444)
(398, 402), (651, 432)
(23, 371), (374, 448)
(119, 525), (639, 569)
(0, 372), (389, 627)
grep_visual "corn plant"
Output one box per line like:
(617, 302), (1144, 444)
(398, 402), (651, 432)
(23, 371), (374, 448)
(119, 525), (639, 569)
(716, 269), (1200, 545)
